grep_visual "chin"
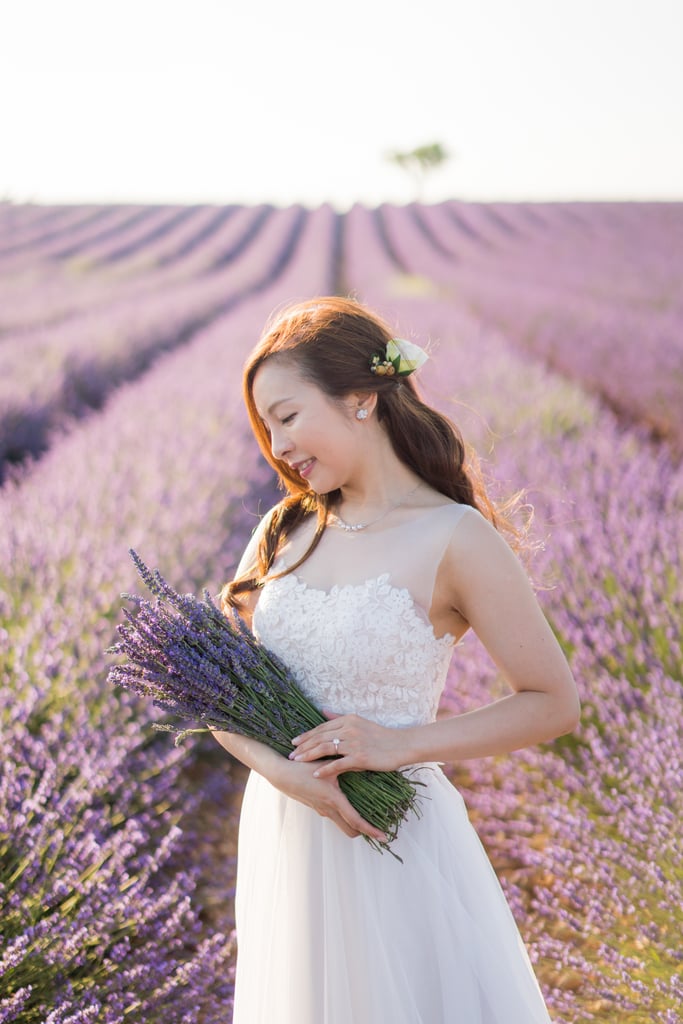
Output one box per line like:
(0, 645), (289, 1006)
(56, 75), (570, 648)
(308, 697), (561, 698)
(312, 474), (343, 496)
(323, 481), (348, 498)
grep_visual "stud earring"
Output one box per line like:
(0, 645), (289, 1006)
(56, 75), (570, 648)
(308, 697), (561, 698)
(356, 408), (368, 420)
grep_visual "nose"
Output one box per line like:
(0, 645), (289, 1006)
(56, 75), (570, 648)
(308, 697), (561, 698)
(270, 425), (292, 461)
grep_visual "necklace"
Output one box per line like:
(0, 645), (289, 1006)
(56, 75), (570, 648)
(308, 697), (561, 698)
(328, 482), (423, 533)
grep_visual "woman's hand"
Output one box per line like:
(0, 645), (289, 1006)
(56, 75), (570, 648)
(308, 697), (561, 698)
(274, 756), (388, 843)
(289, 711), (405, 780)
(214, 728), (387, 842)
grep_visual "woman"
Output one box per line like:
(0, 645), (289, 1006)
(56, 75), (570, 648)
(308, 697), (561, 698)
(214, 296), (580, 1023)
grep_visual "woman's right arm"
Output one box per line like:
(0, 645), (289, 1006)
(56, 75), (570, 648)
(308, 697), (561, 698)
(211, 515), (387, 844)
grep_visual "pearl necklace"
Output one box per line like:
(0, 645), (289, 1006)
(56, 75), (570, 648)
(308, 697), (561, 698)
(328, 482), (423, 533)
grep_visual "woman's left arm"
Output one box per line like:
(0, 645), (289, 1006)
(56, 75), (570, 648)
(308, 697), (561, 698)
(292, 511), (581, 777)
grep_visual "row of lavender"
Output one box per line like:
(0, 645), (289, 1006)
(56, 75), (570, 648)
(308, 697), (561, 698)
(344, 204), (682, 1022)
(375, 201), (683, 448)
(2, 199), (680, 1021)
(0, 206), (337, 1022)
(0, 205), (316, 473)
(2, 200), (679, 476)
(0, 205), (232, 339)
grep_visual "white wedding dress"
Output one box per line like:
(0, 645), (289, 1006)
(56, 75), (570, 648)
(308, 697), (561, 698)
(232, 503), (552, 1023)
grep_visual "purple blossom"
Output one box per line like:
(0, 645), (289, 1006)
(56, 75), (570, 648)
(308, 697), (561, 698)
(1, 199), (681, 1021)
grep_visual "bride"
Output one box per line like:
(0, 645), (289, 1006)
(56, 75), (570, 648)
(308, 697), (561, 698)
(213, 296), (580, 1023)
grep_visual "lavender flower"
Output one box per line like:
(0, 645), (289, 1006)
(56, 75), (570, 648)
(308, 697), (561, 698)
(2, 198), (681, 1022)
(108, 551), (423, 857)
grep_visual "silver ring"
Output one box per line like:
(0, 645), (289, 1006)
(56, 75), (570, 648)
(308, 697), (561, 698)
(332, 737), (340, 754)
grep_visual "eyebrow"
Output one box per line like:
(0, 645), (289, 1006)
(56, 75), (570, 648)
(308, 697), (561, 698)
(265, 397), (294, 416)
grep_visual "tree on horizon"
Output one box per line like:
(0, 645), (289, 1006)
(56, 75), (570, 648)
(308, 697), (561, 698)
(387, 142), (450, 200)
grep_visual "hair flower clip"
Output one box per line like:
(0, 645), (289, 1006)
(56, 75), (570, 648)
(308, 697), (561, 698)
(370, 338), (429, 377)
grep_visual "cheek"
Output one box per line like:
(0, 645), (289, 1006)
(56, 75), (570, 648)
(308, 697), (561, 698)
(301, 402), (355, 458)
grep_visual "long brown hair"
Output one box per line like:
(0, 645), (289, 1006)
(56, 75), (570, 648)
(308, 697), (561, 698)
(222, 296), (516, 610)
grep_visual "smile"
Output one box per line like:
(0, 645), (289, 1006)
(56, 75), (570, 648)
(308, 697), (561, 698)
(293, 458), (316, 478)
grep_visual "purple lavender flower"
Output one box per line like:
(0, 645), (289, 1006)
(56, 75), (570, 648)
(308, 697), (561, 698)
(108, 550), (423, 857)
(2, 198), (681, 1022)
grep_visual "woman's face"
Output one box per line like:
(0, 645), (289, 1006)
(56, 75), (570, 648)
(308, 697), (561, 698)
(252, 358), (362, 493)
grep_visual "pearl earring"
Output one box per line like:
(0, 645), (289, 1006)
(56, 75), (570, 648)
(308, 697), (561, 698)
(356, 408), (368, 420)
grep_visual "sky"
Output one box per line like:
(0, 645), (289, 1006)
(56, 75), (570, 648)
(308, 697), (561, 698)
(1, 0), (682, 209)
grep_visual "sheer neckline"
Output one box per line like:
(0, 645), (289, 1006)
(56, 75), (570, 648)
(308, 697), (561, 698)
(324, 500), (462, 537)
(276, 570), (457, 648)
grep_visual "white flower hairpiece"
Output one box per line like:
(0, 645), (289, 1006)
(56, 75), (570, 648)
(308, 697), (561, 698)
(370, 338), (429, 377)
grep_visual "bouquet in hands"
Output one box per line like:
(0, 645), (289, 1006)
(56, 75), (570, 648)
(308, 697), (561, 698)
(107, 550), (422, 857)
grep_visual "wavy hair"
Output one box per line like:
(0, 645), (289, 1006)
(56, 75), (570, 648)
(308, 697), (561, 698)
(221, 296), (519, 610)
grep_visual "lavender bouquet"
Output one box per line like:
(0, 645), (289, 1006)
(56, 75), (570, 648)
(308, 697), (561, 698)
(107, 550), (422, 857)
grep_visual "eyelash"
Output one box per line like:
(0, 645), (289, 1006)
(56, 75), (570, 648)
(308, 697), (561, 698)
(281, 413), (296, 425)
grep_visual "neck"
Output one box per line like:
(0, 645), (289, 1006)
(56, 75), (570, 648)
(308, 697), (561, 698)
(338, 476), (421, 514)
(336, 437), (422, 518)
(331, 421), (428, 520)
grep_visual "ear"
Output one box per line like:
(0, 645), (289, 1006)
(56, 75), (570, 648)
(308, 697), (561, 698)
(345, 391), (377, 420)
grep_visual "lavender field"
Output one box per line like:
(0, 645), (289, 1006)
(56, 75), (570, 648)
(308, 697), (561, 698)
(1, 200), (681, 1023)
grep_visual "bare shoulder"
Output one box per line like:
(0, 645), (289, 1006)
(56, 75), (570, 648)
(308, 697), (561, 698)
(441, 505), (530, 616)
(441, 507), (578, 708)
(235, 505), (279, 578)
(446, 504), (521, 561)
(229, 506), (280, 624)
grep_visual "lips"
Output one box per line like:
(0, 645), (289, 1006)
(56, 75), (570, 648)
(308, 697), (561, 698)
(291, 458), (315, 479)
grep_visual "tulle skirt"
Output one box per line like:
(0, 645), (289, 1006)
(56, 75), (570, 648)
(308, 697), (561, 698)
(232, 765), (551, 1024)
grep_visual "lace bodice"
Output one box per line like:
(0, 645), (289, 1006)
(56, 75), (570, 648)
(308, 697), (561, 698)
(252, 503), (473, 728)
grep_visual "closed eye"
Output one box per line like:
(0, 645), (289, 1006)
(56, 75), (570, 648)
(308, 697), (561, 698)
(281, 413), (296, 425)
